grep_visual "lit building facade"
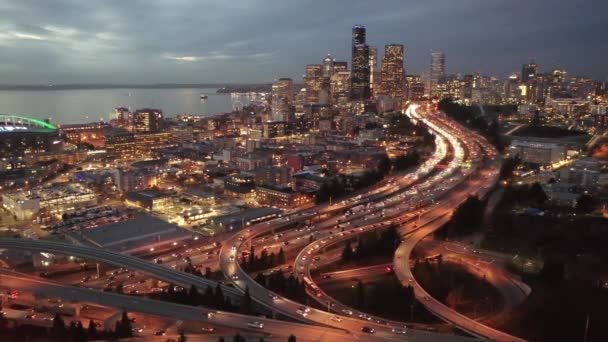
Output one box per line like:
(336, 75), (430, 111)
(351, 25), (370, 101)
(379, 44), (405, 101)
(429, 51), (445, 98)
(133, 108), (164, 133)
(304, 64), (323, 104)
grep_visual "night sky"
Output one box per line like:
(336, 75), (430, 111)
(1, 0), (606, 84)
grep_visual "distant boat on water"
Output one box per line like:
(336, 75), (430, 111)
(200, 94), (208, 100)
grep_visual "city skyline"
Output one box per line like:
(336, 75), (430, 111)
(0, 0), (607, 85)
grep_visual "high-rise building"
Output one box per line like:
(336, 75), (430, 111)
(369, 46), (378, 96)
(379, 44), (405, 100)
(352, 25), (366, 46)
(330, 71), (351, 105)
(133, 108), (163, 133)
(323, 54), (335, 78)
(429, 51), (445, 98)
(351, 26), (370, 101)
(333, 61), (348, 72)
(352, 44), (370, 100)
(404, 75), (424, 101)
(463, 74), (474, 100)
(271, 78), (294, 121)
(521, 62), (538, 83)
(304, 64), (323, 104)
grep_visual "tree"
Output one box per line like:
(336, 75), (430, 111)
(203, 285), (214, 305)
(249, 245), (256, 269)
(74, 321), (86, 342)
(178, 329), (187, 342)
(278, 248), (286, 264)
(448, 196), (485, 237)
(205, 267), (213, 279)
(214, 284), (225, 309)
(499, 156), (520, 180)
(529, 182), (548, 205)
(239, 286), (253, 315)
(540, 257), (565, 283)
(189, 285), (200, 305)
(87, 319), (98, 339)
(288, 334), (297, 342)
(355, 280), (365, 308)
(377, 155), (392, 175)
(114, 311), (133, 338)
(575, 194), (596, 213)
(52, 313), (67, 342)
(341, 241), (353, 261)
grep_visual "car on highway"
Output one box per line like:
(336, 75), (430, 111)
(361, 326), (375, 334)
(358, 313), (372, 321)
(231, 274), (239, 280)
(341, 309), (353, 315)
(296, 309), (308, 317)
(298, 306), (311, 313)
(201, 327), (215, 333)
(392, 327), (407, 334)
(153, 329), (165, 336)
(330, 316), (342, 322)
(247, 321), (264, 329)
(268, 293), (279, 300)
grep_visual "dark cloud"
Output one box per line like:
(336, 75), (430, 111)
(0, 0), (606, 84)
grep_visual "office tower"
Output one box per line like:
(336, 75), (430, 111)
(333, 61), (348, 73)
(547, 69), (567, 98)
(369, 46), (378, 96)
(352, 44), (370, 100)
(304, 64), (323, 104)
(351, 26), (370, 101)
(132, 108), (163, 133)
(404, 75), (425, 101)
(463, 74), (474, 100)
(429, 51), (445, 98)
(271, 78), (294, 121)
(323, 54), (335, 78)
(330, 71), (351, 105)
(521, 61), (538, 83)
(352, 25), (366, 46)
(379, 44), (405, 99)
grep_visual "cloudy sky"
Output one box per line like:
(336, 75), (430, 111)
(0, 0), (606, 84)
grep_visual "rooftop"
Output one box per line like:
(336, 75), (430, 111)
(75, 214), (192, 251)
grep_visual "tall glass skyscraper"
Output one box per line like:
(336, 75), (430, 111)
(379, 44), (405, 99)
(351, 26), (370, 101)
(429, 51), (445, 98)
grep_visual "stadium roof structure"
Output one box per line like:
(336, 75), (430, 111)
(0, 114), (57, 133)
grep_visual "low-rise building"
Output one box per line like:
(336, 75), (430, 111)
(2, 183), (98, 220)
(208, 207), (282, 231)
(509, 139), (565, 165)
(125, 189), (172, 211)
(255, 185), (314, 209)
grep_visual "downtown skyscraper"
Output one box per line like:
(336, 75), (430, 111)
(351, 25), (370, 101)
(379, 44), (405, 100)
(429, 51), (445, 98)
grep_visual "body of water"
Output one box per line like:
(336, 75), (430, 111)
(0, 88), (254, 124)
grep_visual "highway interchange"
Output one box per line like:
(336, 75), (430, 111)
(0, 105), (527, 341)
